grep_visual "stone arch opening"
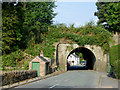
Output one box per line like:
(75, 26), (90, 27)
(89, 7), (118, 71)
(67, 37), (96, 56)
(67, 46), (96, 70)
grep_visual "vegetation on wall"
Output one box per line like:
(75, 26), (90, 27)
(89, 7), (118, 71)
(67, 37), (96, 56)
(66, 46), (74, 52)
(48, 22), (113, 54)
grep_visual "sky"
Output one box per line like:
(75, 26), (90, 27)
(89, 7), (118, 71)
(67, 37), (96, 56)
(53, 1), (98, 27)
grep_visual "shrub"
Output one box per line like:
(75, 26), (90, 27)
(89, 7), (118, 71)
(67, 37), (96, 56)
(2, 49), (24, 68)
(23, 61), (29, 70)
(57, 66), (62, 71)
(110, 44), (120, 79)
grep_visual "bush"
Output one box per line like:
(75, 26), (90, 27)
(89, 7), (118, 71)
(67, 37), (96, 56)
(2, 49), (24, 68)
(1, 70), (37, 86)
(110, 44), (120, 79)
(23, 61), (29, 70)
(25, 43), (55, 59)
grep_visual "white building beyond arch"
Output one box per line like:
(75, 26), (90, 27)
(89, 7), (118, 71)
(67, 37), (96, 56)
(67, 53), (80, 65)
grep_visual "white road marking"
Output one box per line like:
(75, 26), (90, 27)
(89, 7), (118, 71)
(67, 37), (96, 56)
(49, 84), (59, 88)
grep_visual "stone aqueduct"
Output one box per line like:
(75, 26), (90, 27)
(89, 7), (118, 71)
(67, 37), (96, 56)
(55, 44), (109, 72)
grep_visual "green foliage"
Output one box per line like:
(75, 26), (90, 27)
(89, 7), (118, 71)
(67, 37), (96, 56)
(2, 2), (113, 72)
(24, 2), (57, 44)
(66, 46), (73, 52)
(2, 1), (56, 54)
(75, 52), (83, 63)
(57, 66), (63, 71)
(24, 43), (55, 59)
(110, 44), (120, 78)
(2, 50), (24, 68)
(47, 23), (112, 54)
(62, 25), (112, 53)
(24, 61), (29, 70)
(2, 2), (23, 54)
(79, 53), (83, 58)
(2, 1), (57, 70)
(2, 21), (113, 70)
(95, 2), (120, 32)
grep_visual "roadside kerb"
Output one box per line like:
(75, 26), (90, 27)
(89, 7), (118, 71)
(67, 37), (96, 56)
(0, 71), (66, 89)
(98, 75), (102, 88)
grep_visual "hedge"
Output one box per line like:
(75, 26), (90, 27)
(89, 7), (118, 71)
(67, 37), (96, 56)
(109, 44), (120, 79)
(1, 70), (37, 86)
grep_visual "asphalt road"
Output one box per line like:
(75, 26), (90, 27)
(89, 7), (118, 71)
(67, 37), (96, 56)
(14, 70), (101, 88)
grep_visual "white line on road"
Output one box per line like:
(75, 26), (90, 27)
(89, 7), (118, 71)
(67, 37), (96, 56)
(49, 84), (59, 88)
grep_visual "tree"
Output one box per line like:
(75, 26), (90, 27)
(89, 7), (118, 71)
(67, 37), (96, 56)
(2, 1), (57, 54)
(94, 1), (120, 32)
(75, 52), (84, 64)
(23, 2), (57, 44)
(2, 2), (24, 54)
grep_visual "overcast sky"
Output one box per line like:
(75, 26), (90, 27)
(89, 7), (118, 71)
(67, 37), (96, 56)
(53, 1), (98, 27)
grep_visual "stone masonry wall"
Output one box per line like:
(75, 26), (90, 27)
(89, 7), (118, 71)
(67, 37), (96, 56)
(85, 45), (108, 71)
(58, 44), (79, 71)
(57, 44), (108, 72)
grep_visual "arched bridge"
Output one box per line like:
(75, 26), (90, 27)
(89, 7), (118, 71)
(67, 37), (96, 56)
(55, 44), (109, 71)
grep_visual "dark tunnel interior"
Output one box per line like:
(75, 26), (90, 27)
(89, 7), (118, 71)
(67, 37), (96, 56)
(67, 47), (96, 70)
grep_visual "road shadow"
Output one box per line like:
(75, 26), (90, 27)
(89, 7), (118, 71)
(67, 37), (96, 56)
(67, 66), (88, 70)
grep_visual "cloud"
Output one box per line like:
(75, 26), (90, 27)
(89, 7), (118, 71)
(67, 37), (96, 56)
(94, 18), (99, 25)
